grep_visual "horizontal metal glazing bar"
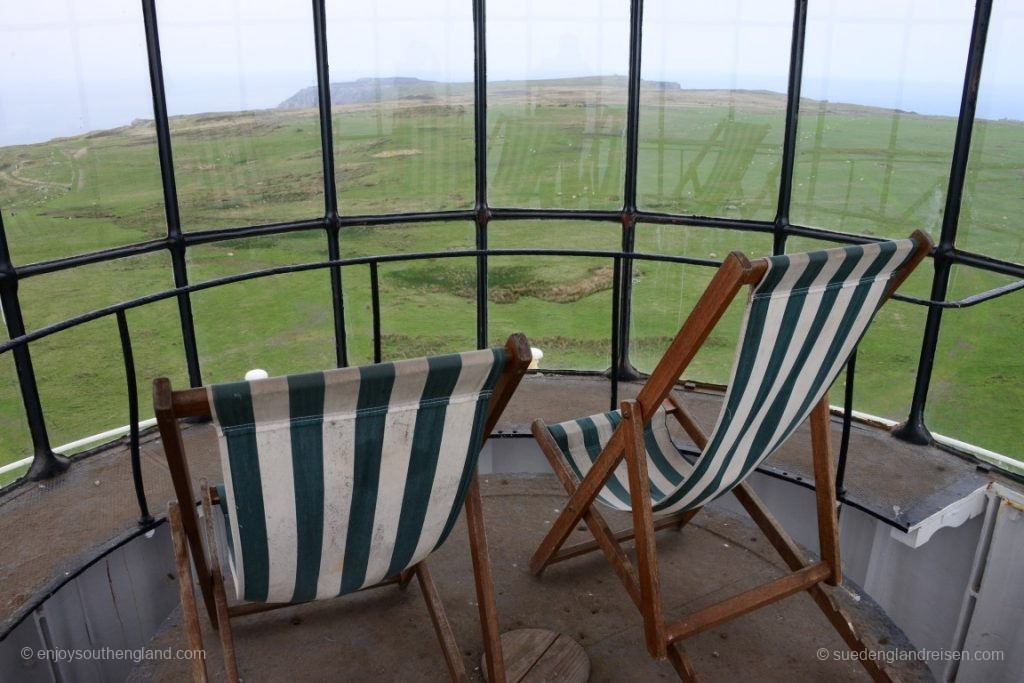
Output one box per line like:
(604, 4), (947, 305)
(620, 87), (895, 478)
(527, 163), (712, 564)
(14, 239), (170, 280)
(893, 278), (1024, 309)
(10, 240), (1023, 357)
(0, 248), (723, 353)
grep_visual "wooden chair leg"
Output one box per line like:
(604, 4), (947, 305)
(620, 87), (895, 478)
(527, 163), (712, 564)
(398, 566), (416, 590)
(168, 502), (209, 683)
(415, 561), (470, 682)
(667, 642), (703, 683)
(531, 421), (643, 607)
(621, 401), (667, 659)
(464, 475), (506, 683)
(531, 426), (630, 575)
(809, 395), (841, 586)
(201, 483), (240, 683)
(730, 482), (891, 682)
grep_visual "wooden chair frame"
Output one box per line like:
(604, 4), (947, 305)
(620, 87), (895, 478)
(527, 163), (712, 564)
(156, 333), (534, 682)
(529, 233), (932, 681)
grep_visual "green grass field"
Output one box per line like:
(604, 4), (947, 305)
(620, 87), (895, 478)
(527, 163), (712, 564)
(0, 79), (1021, 478)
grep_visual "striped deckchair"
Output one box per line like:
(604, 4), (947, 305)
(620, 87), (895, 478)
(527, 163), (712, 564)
(156, 334), (532, 683)
(529, 233), (933, 681)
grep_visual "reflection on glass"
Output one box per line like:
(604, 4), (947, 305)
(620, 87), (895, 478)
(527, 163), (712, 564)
(326, 0), (474, 214)
(630, 225), (770, 379)
(630, 263), (747, 382)
(791, 0), (973, 238)
(958, 1), (1024, 264)
(158, 0), (323, 229)
(488, 221), (619, 369)
(487, 0), (629, 209)
(639, 0), (791, 220)
(929, 268), (1022, 462)
(19, 252), (172, 330)
(0, 0), (165, 264)
(341, 223), (476, 363)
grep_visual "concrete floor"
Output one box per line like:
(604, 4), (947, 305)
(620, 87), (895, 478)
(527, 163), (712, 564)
(7, 374), (1010, 680)
(131, 475), (929, 682)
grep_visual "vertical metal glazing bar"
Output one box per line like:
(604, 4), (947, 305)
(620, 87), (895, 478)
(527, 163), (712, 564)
(610, 256), (622, 410)
(894, 0), (991, 445)
(617, 0), (644, 380)
(141, 0), (202, 388)
(0, 213), (68, 479)
(473, 0), (489, 349)
(773, 0), (808, 256)
(312, 0), (348, 367)
(370, 262), (382, 363)
(836, 348), (856, 497)
(116, 310), (152, 524)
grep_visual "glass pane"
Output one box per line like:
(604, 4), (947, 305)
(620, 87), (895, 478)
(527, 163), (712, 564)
(928, 268), (1023, 464)
(957, 1), (1024, 264)
(188, 233), (335, 381)
(638, 0), (791, 220)
(791, 0), (973, 238)
(158, 0), (323, 230)
(629, 262), (747, 382)
(488, 221), (620, 369)
(488, 0), (629, 209)
(340, 221), (474, 258)
(0, 0), (165, 264)
(631, 224), (774, 379)
(125, 297), (189, 412)
(0, 351), (33, 478)
(18, 252), (172, 331)
(341, 223), (475, 364)
(636, 224), (773, 261)
(326, 0), (474, 214)
(186, 231), (327, 279)
(32, 318), (130, 448)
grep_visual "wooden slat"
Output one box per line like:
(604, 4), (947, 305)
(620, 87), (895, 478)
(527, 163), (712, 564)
(809, 395), (841, 586)
(622, 400), (667, 659)
(465, 476), (506, 683)
(496, 629), (557, 682)
(201, 484), (239, 683)
(666, 642), (703, 683)
(154, 378), (216, 626)
(529, 420), (642, 608)
(170, 386), (212, 418)
(728, 483), (894, 682)
(416, 561), (469, 682)
(168, 503), (209, 683)
(666, 562), (831, 642)
(521, 633), (589, 682)
(548, 510), (695, 566)
(665, 394), (709, 451)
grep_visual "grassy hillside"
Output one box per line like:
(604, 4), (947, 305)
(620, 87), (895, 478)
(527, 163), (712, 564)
(0, 78), (1020, 477)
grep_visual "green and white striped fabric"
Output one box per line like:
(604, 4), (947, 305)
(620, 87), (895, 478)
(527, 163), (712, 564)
(208, 348), (507, 604)
(545, 238), (920, 516)
(548, 406), (694, 510)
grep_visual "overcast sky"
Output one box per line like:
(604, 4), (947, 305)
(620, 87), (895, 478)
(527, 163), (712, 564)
(0, 0), (1021, 146)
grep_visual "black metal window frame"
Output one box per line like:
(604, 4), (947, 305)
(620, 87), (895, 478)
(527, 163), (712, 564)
(0, 0), (1022, 523)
